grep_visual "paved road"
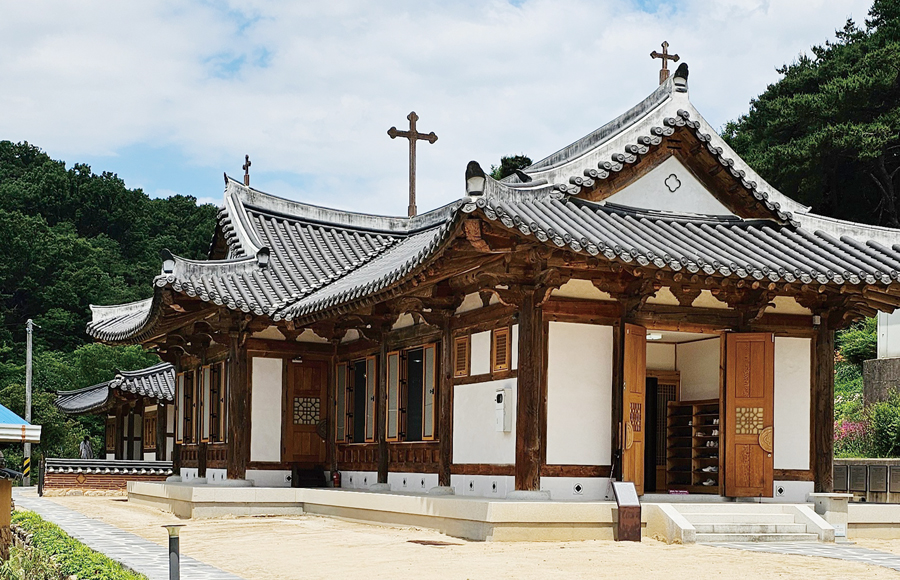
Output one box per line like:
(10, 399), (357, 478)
(709, 541), (900, 572)
(14, 490), (244, 580)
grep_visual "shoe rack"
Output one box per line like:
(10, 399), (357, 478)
(666, 399), (720, 494)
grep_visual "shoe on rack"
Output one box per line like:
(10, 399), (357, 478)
(687, 420), (692, 426)
(712, 418), (719, 425)
(701, 478), (716, 486)
(701, 465), (718, 473)
(711, 429), (719, 436)
(696, 431), (707, 437)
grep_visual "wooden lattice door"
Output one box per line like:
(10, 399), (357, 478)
(724, 333), (774, 497)
(283, 359), (328, 464)
(622, 323), (647, 495)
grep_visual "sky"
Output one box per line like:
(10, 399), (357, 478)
(0, 0), (874, 216)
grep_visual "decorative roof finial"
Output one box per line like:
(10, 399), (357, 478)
(243, 154), (252, 186)
(650, 41), (680, 85)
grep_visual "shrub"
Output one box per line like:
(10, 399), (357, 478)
(0, 544), (58, 580)
(834, 419), (873, 458)
(11, 511), (146, 580)
(868, 396), (900, 458)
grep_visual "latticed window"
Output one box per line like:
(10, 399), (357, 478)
(453, 335), (470, 378)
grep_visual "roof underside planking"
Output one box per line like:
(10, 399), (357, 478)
(86, 65), (900, 344)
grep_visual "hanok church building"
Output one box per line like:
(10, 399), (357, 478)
(85, 64), (900, 502)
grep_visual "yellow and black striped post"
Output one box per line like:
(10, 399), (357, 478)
(22, 458), (30, 481)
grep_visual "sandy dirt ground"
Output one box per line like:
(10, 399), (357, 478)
(42, 496), (900, 580)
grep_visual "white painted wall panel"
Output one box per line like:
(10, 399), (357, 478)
(878, 311), (900, 358)
(646, 343), (675, 370)
(511, 324), (519, 370)
(677, 338), (720, 401)
(774, 337), (811, 470)
(606, 157), (734, 216)
(546, 322), (613, 465)
(250, 357), (283, 462)
(470, 331), (491, 375)
(452, 378), (516, 464)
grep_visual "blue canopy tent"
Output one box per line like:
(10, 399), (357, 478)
(0, 403), (40, 558)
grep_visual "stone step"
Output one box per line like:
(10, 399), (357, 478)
(683, 513), (797, 524)
(697, 532), (819, 543)
(693, 523), (809, 534)
(674, 503), (793, 514)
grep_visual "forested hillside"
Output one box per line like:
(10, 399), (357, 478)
(0, 140), (218, 463)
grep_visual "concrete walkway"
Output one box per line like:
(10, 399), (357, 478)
(14, 490), (244, 580)
(709, 542), (900, 572)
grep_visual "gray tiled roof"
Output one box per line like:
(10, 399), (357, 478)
(86, 68), (900, 342)
(56, 363), (174, 415)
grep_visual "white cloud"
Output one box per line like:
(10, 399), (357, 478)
(0, 0), (873, 216)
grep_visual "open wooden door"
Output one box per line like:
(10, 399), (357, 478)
(724, 333), (774, 497)
(283, 359), (328, 464)
(622, 324), (647, 495)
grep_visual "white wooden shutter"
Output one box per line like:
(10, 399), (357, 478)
(365, 356), (377, 442)
(423, 345), (436, 440)
(335, 362), (347, 442)
(387, 351), (400, 441)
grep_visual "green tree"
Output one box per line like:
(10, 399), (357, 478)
(723, 0), (900, 226)
(490, 155), (532, 181)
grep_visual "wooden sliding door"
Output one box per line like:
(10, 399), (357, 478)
(622, 323), (647, 495)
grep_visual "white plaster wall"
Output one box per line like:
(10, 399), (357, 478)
(774, 337), (811, 470)
(105, 453), (115, 460)
(605, 157), (734, 216)
(144, 452), (156, 462)
(167, 405), (175, 462)
(250, 357), (283, 462)
(450, 474), (515, 499)
(470, 331), (491, 375)
(769, 481), (815, 504)
(550, 279), (614, 301)
(546, 322), (613, 465)
(456, 293), (483, 314)
(453, 378), (517, 464)
(511, 324), (519, 370)
(540, 477), (612, 501)
(251, 326), (285, 340)
(645, 286), (679, 306)
(246, 469), (290, 487)
(677, 338), (720, 400)
(392, 313), (416, 330)
(647, 343), (676, 371)
(878, 311), (900, 358)
(180, 468), (199, 481)
(765, 296), (812, 315)
(297, 328), (329, 343)
(387, 472), (439, 493)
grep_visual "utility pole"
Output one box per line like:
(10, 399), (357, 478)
(24, 319), (33, 487)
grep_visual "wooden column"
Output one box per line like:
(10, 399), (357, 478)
(135, 397), (145, 460)
(115, 405), (126, 460)
(327, 340), (339, 475)
(610, 318), (625, 481)
(377, 341), (389, 484)
(227, 332), (250, 480)
(814, 323), (835, 493)
(0, 479), (11, 560)
(438, 321), (453, 487)
(515, 288), (544, 491)
(127, 405), (136, 460)
(156, 402), (167, 461)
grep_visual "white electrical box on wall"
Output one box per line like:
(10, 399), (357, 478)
(495, 387), (512, 432)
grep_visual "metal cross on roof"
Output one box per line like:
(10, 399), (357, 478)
(650, 41), (680, 85)
(388, 111), (438, 217)
(243, 154), (251, 186)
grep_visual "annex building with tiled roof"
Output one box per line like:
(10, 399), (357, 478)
(86, 64), (900, 501)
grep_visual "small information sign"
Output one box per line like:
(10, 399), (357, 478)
(849, 465), (867, 492)
(834, 465), (849, 492)
(870, 466), (888, 493)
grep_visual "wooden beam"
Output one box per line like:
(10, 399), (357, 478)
(515, 287), (544, 491)
(115, 404), (126, 460)
(814, 324), (835, 493)
(611, 318), (625, 481)
(227, 331), (250, 480)
(439, 321), (453, 487)
(451, 464), (515, 476)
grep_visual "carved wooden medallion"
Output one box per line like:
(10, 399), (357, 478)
(758, 426), (774, 454)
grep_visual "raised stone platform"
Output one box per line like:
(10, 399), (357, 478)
(129, 481), (635, 541)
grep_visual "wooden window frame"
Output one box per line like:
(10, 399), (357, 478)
(181, 370), (196, 445)
(105, 416), (116, 454)
(208, 362), (226, 443)
(175, 372), (185, 444)
(421, 343), (438, 441)
(143, 410), (158, 451)
(200, 365), (211, 443)
(364, 356), (377, 443)
(335, 362), (348, 443)
(453, 335), (470, 378)
(491, 327), (511, 372)
(386, 351), (401, 442)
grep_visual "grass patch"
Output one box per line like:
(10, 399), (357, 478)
(10, 511), (146, 580)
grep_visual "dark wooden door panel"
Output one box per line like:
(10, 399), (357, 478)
(284, 360), (328, 465)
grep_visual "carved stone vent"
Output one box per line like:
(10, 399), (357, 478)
(630, 402), (642, 432)
(293, 397), (320, 425)
(735, 406), (764, 435)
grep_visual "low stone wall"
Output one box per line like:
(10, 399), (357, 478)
(43, 459), (172, 495)
(834, 458), (900, 503)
